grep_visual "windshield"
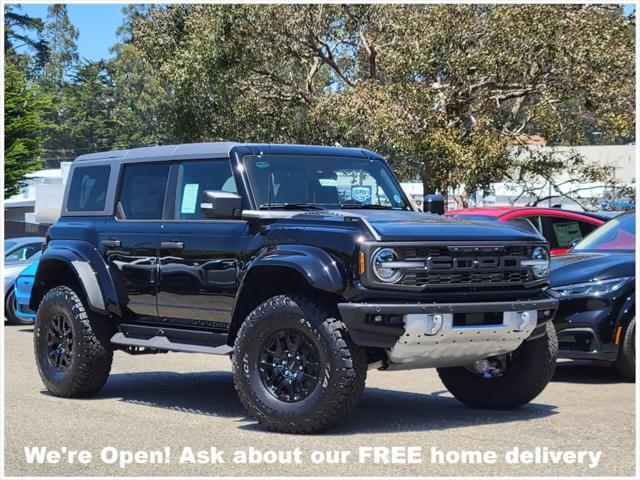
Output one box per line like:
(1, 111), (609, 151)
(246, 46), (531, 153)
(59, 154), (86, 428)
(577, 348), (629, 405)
(243, 155), (411, 210)
(574, 213), (635, 252)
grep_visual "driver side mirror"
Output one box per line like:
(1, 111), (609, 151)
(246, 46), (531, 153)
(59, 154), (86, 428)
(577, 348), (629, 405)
(200, 191), (243, 219)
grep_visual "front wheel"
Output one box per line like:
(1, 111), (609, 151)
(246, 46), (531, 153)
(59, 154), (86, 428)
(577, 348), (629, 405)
(34, 286), (114, 397)
(437, 322), (558, 409)
(615, 317), (635, 381)
(232, 295), (367, 433)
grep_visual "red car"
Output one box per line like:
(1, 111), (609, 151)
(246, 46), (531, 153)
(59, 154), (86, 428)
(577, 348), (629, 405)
(446, 207), (606, 255)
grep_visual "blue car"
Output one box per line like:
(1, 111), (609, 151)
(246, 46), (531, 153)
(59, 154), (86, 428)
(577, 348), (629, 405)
(12, 260), (39, 323)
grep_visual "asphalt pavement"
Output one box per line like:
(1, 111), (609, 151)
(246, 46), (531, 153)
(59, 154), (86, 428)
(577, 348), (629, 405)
(3, 324), (636, 477)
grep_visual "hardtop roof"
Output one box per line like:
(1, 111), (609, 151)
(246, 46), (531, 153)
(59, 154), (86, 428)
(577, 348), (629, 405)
(74, 142), (380, 163)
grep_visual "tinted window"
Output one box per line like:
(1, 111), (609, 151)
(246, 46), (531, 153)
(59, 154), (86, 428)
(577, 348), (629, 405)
(5, 243), (41, 261)
(67, 165), (110, 212)
(118, 163), (170, 220)
(506, 217), (539, 234)
(174, 159), (237, 220)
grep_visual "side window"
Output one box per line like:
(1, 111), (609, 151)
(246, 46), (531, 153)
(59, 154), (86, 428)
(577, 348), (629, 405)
(117, 163), (170, 220)
(523, 216), (543, 235)
(5, 243), (41, 262)
(174, 159), (237, 220)
(67, 165), (110, 212)
(579, 221), (598, 237)
(545, 217), (585, 248)
(506, 217), (538, 234)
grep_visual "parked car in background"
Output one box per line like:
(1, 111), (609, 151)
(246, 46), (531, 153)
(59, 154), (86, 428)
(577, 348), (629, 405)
(12, 260), (39, 323)
(550, 212), (635, 379)
(447, 207), (605, 255)
(4, 237), (44, 264)
(4, 251), (41, 324)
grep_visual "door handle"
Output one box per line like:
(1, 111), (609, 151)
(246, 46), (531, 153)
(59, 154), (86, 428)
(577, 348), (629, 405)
(101, 239), (121, 248)
(160, 241), (184, 250)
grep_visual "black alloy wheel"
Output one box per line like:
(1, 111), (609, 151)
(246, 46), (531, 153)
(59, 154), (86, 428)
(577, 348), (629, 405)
(258, 328), (320, 403)
(46, 313), (74, 372)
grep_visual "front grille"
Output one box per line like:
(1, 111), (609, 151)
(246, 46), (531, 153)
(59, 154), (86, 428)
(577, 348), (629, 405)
(397, 244), (534, 288)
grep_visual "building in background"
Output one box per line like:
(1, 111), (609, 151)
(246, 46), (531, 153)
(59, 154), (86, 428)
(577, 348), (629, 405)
(405, 145), (636, 211)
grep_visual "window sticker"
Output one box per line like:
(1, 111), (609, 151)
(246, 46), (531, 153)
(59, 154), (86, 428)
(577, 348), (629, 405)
(351, 185), (372, 204)
(255, 161), (270, 169)
(181, 183), (199, 214)
(553, 221), (582, 247)
(319, 178), (337, 187)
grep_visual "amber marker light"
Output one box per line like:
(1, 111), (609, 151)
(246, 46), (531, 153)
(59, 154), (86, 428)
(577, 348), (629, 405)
(359, 251), (366, 275)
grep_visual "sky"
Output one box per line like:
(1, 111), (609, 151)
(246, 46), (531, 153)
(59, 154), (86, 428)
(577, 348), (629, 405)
(14, 2), (638, 62)
(17, 3), (126, 61)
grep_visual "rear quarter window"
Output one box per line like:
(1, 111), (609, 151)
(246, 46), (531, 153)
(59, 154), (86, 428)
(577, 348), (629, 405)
(66, 165), (111, 212)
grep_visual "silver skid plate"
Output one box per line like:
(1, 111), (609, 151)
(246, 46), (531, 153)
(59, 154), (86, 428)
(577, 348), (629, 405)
(386, 311), (537, 370)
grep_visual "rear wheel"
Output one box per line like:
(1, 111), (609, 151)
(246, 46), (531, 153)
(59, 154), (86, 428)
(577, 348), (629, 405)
(615, 317), (635, 381)
(437, 322), (558, 409)
(232, 295), (367, 433)
(34, 286), (113, 397)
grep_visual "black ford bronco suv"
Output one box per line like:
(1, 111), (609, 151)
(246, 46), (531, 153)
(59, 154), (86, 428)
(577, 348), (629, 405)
(32, 142), (559, 433)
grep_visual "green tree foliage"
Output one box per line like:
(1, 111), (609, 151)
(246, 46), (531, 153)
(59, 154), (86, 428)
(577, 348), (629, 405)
(126, 4), (635, 197)
(4, 4), (635, 205)
(38, 4), (78, 87)
(4, 62), (51, 196)
(4, 5), (47, 72)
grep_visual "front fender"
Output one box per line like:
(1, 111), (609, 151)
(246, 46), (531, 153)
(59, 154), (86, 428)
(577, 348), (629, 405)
(246, 244), (345, 294)
(30, 240), (121, 317)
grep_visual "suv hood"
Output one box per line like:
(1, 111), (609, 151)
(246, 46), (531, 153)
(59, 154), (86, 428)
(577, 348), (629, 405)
(550, 251), (635, 287)
(341, 209), (544, 242)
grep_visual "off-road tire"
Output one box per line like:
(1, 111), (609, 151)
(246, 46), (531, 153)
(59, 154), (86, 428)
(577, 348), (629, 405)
(615, 317), (635, 381)
(34, 286), (113, 397)
(5, 288), (32, 325)
(232, 295), (367, 433)
(437, 322), (558, 409)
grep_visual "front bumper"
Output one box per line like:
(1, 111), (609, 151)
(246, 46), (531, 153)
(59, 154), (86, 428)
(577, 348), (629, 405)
(339, 297), (558, 369)
(339, 297), (558, 349)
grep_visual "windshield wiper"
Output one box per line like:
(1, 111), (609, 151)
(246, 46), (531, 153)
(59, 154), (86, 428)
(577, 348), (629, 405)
(258, 203), (327, 210)
(340, 204), (397, 210)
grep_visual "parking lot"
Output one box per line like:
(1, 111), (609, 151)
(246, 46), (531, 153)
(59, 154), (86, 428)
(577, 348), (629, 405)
(3, 324), (636, 477)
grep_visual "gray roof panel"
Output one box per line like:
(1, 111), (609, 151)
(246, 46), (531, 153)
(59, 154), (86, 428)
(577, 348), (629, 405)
(73, 142), (381, 164)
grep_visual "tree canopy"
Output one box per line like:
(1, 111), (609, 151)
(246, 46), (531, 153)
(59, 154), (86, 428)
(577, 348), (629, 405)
(3, 4), (636, 205)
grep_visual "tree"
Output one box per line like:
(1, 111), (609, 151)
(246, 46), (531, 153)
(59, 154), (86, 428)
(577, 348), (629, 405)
(38, 4), (78, 86)
(125, 4), (634, 202)
(4, 4), (48, 71)
(4, 62), (51, 196)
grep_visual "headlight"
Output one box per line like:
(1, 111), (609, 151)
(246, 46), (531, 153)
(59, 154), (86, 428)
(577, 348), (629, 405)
(521, 246), (549, 279)
(372, 248), (404, 283)
(554, 277), (632, 298)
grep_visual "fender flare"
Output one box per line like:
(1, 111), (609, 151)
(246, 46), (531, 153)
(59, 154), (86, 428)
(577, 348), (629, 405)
(243, 244), (345, 294)
(227, 245), (345, 343)
(30, 241), (121, 317)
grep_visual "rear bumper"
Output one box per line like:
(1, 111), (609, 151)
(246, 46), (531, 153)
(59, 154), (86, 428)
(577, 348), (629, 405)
(338, 296), (558, 349)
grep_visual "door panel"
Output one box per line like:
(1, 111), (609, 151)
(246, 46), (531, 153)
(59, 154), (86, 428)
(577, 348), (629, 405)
(98, 218), (160, 320)
(156, 158), (248, 329)
(97, 162), (170, 321)
(157, 221), (249, 328)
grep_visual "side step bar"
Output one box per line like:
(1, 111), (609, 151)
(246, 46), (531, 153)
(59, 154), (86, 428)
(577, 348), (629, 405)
(111, 323), (233, 355)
